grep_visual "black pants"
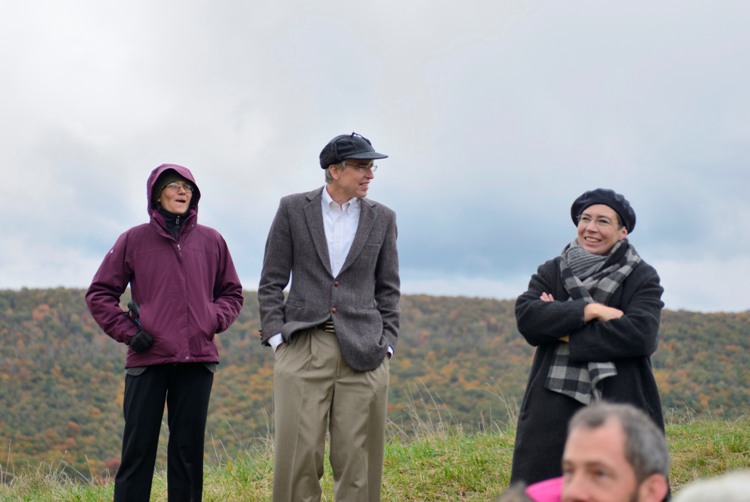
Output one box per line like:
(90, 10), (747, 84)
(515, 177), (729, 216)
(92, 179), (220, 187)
(114, 363), (214, 502)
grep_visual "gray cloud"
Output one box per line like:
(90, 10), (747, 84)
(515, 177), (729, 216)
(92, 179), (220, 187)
(1, 0), (748, 312)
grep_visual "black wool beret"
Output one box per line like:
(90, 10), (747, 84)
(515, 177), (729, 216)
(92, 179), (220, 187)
(570, 188), (636, 233)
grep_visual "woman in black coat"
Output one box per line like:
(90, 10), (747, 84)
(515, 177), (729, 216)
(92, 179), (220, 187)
(509, 188), (665, 485)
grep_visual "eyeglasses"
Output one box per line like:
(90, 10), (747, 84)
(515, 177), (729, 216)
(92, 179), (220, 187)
(344, 163), (378, 173)
(163, 182), (194, 193)
(577, 214), (616, 228)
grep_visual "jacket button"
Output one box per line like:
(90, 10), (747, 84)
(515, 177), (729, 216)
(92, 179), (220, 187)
(331, 307), (337, 313)
(334, 281), (340, 287)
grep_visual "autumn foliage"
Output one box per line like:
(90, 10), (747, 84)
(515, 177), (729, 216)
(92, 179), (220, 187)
(0, 288), (748, 481)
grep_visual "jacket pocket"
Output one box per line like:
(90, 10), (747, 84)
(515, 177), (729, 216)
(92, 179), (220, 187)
(188, 333), (214, 357)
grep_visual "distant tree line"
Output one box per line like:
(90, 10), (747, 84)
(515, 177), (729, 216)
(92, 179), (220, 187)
(0, 288), (747, 480)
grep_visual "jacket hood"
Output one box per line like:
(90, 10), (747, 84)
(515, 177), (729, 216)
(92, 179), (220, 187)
(147, 164), (201, 215)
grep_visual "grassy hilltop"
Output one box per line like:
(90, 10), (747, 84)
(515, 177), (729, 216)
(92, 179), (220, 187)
(1, 416), (748, 500)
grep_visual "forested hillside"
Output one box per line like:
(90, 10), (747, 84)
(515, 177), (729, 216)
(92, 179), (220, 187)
(1, 288), (748, 480)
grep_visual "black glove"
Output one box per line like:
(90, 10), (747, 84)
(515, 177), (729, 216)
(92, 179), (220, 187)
(127, 300), (140, 319)
(129, 330), (153, 352)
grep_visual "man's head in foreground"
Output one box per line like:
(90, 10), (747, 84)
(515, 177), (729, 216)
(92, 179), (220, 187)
(562, 402), (669, 502)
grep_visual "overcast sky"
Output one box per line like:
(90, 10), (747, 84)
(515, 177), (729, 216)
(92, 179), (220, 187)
(2, 1), (748, 313)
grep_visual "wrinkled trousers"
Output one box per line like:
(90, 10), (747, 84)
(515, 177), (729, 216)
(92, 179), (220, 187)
(272, 328), (390, 502)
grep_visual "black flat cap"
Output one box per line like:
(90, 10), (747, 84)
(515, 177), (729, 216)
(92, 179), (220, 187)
(319, 132), (388, 169)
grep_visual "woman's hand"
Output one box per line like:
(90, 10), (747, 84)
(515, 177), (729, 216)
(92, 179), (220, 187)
(583, 303), (624, 323)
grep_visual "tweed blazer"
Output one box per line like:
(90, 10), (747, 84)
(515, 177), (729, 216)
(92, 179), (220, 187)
(258, 187), (400, 372)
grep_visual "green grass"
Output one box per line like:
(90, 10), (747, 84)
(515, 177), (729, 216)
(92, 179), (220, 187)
(666, 417), (750, 490)
(1, 418), (748, 501)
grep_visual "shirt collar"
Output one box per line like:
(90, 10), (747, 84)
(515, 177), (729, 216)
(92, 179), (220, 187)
(322, 185), (359, 212)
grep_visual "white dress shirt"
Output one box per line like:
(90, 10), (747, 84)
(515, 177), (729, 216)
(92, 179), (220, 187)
(321, 184), (360, 276)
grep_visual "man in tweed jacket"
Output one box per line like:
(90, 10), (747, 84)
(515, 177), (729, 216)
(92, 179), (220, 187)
(258, 132), (400, 501)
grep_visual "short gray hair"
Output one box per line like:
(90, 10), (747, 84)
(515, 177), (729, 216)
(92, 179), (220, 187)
(325, 161), (346, 183)
(568, 402), (669, 483)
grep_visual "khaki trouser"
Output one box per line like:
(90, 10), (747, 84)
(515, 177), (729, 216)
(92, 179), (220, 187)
(272, 328), (390, 502)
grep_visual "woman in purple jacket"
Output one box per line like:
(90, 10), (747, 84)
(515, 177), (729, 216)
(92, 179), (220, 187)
(86, 164), (243, 501)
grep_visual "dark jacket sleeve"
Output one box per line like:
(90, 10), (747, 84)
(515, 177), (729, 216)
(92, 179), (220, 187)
(374, 209), (400, 350)
(257, 197), (294, 344)
(515, 258), (588, 346)
(515, 258), (664, 361)
(567, 262), (663, 362)
(85, 231), (139, 344)
(212, 233), (244, 333)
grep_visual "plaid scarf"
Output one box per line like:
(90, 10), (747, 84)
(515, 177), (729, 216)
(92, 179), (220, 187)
(545, 239), (642, 404)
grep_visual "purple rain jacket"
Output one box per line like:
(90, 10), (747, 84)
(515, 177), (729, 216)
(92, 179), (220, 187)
(86, 164), (243, 368)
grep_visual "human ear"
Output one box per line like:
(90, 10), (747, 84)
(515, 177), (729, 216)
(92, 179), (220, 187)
(638, 474), (668, 502)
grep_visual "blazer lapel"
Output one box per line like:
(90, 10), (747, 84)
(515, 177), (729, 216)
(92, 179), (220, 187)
(339, 198), (377, 275)
(303, 188), (333, 276)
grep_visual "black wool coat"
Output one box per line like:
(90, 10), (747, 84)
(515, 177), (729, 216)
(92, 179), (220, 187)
(509, 244), (665, 485)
